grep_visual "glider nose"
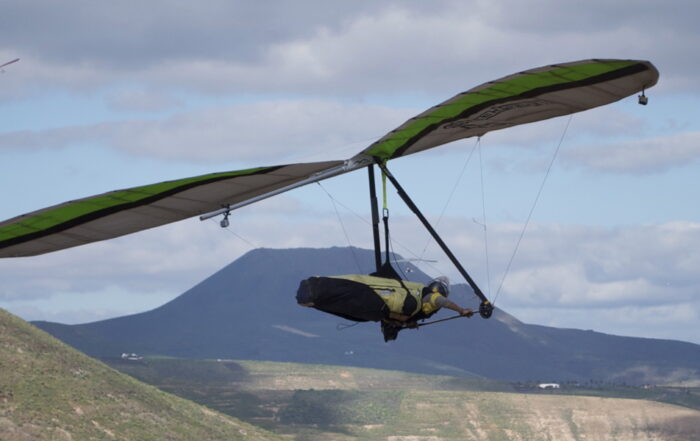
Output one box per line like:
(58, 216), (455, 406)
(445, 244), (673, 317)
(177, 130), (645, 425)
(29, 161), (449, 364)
(296, 278), (316, 307)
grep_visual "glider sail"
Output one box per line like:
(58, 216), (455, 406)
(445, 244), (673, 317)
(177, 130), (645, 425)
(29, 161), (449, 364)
(359, 59), (658, 161)
(0, 161), (342, 257)
(0, 59), (658, 258)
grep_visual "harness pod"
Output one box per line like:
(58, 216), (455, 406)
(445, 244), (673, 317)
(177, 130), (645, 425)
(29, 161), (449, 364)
(296, 274), (424, 323)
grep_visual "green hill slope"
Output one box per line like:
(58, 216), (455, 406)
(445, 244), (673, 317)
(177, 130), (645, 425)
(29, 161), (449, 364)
(0, 308), (281, 441)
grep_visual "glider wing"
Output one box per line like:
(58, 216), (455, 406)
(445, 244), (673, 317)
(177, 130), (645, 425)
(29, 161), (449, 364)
(0, 161), (342, 257)
(0, 59), (659, 258)
(359, 59), (658, 161)
(0, 58), (19, 69)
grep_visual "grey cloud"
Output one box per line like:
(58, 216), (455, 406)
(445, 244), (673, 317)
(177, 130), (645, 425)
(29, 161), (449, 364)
(0, 212), (697, 342)
(562, 131), (700, 173)
(477, 106), (647, 155)
(480, 0), (699, 33)
(0, 220), (236, 301)
(1, 0), (382, 66)
(0, 93), (667, 173)
(515, 302), (699, 344)
(105, 89), (184, 112)
(8, 306), (140, 326)
(2, 1), (698, 96)
(0, 100), (413, 162)
(482, 222), (700, 309)
(347, 217), (700, 312)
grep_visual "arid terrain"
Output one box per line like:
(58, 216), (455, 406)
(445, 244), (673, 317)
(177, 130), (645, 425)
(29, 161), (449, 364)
(109, 358), (700, 441)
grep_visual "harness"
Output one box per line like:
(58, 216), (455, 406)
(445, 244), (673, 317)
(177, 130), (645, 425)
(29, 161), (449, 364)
(331, 274), (424, 317)
(421, 292), (443, 315)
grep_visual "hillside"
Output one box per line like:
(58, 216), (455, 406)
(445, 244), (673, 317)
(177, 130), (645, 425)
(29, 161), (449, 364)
(35, 247), (700, 384)
(108, 357), (700, 441)
(0, 308), (281, 441)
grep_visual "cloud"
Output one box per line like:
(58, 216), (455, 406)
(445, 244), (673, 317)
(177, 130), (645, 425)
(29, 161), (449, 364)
(0, 100), (413, 162)
(2, 94), (682, 174)
(562, 131), (700, 173)
(1, 0), (380, 65)
(382, 219), (700, 313)
(1, 0), (699, 344)
(0, 195), (369, 302)
(487, 222), (700, 309)
(142, 3), (696, 96)
(515, 302), (699, 344)
(105, 89), (184, 112)
(3, 1), (699, 95)
(473, 106), (647, 160)
(1, 203), (698, 342)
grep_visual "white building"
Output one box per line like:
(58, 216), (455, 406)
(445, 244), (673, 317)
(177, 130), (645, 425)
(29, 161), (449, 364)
(121, 353), (143, 361)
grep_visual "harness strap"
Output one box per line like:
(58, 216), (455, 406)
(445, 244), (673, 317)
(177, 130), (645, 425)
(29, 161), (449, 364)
(381, 166), (391, 265)
(381, 166), (388, 212)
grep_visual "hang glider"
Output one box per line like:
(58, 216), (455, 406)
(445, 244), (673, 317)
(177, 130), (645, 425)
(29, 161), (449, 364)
(0, 58), (19, 72)
(0, 59), (658, 259)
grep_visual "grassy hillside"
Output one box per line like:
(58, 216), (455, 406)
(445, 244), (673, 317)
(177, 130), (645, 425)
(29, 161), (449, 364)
(0, 308), (281, 441)
(108, 357), (700, 441)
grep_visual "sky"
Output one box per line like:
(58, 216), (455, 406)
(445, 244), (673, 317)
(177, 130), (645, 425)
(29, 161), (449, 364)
(1, 0), (699, 345)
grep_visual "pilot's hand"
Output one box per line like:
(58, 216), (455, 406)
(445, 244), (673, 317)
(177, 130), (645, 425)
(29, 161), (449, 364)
(460, 308), (474, 317)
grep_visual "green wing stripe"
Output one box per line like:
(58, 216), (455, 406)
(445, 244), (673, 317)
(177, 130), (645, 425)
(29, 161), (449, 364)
(365, 60), (644, 160)
(0, 166), (277, 247)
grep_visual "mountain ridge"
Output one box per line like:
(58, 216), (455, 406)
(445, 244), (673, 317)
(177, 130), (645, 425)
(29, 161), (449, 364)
(34, 246), (700, 384)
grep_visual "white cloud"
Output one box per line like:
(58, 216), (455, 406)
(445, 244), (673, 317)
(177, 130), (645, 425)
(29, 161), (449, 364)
(563, 131), (700, 173)
(0, 100), (412, 162)
(3, 1), (699, 95)
(515, 302), (699, 344)
(143, 4), (685, 96)
(484, 222), (700, 306)
(105, 89), (184, 112)
(3, 95), (684, 175)
(1, 206), (698, 342)
(1, 0), (699, 345)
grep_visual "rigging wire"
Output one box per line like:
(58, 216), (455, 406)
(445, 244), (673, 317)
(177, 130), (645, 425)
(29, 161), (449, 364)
(317, 181), (363, 273)
(379, 168), (410, 280)
(477, 139), (492, 298)
(388, 232), (410, 281)
(493, 115), (573, 306)
(418, 137), (480, 263)
(207, 218), (259, 249)
(336, 321), (361, 331)
(284, 133), (387, 165)
(313, 178), (445, 276)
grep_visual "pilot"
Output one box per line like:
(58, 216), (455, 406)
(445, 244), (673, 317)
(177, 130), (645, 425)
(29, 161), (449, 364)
(380, 276), (473, 341)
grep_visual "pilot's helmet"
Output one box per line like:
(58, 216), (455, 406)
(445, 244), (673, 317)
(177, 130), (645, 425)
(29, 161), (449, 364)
(427, 276), (450, 297)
